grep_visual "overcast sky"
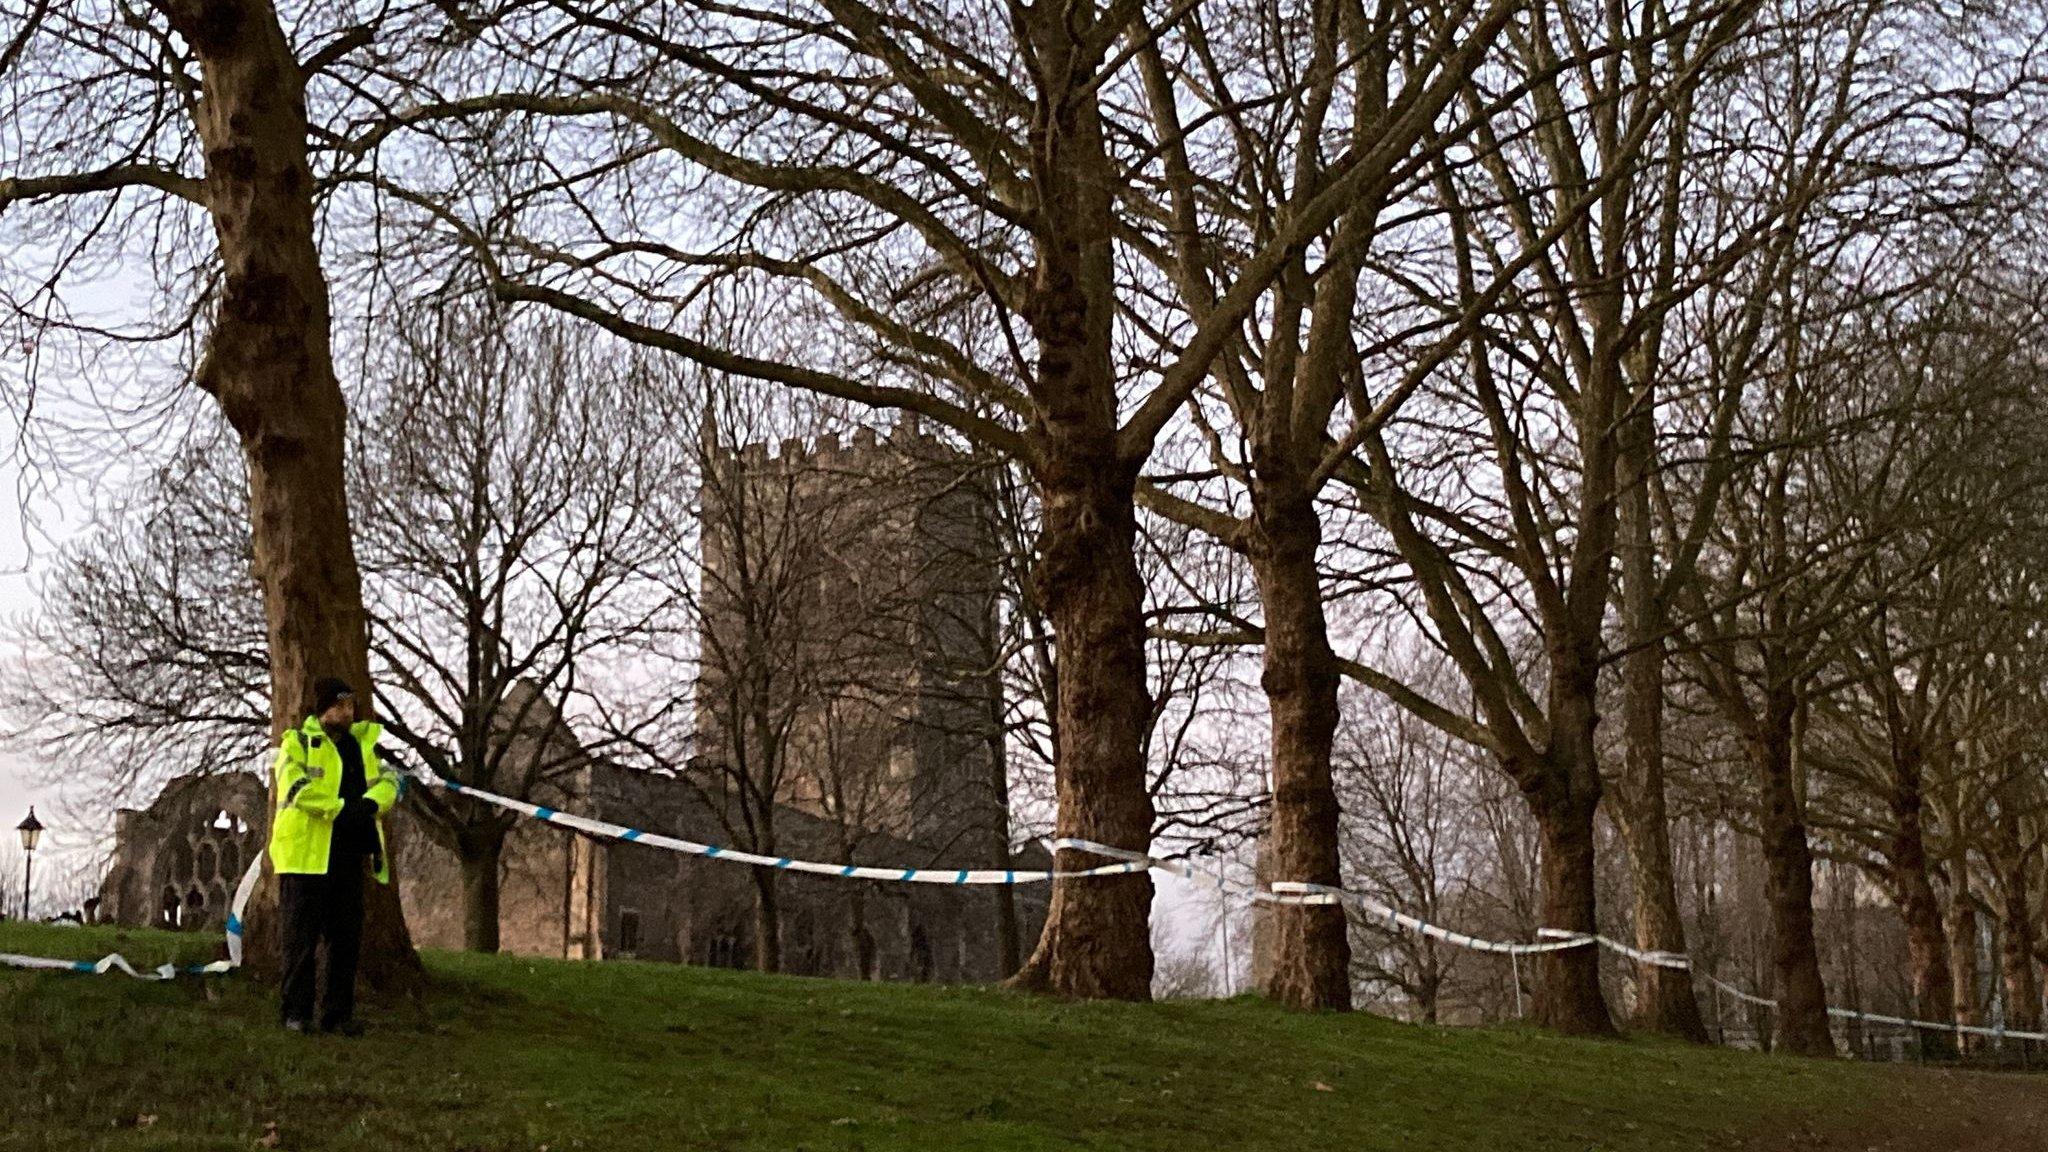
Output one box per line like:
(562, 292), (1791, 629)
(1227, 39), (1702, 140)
(0, 451), (60, 907)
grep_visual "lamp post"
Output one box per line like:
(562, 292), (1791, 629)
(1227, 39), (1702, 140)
(16, 807), (43, 921)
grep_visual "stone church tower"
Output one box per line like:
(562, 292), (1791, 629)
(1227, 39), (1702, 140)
(98, 413), (1037, 981)
(692, 414), (1013, 876)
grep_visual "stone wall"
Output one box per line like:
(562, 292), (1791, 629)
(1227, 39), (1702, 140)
(586, 760), (1047, 981)
(390, 797), (583, 957)
(98, 772), (269, 932)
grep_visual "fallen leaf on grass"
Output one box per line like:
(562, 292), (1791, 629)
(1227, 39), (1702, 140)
(257, 1121), (281, 1148)
(1312, 1082), (1335, 1093)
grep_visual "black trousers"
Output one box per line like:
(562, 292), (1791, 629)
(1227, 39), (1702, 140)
(279, 858), (367, 1028)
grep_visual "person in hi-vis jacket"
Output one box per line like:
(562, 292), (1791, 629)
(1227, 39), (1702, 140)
(267, 677), (397, 1035)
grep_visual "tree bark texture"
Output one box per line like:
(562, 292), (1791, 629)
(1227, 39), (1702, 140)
(1009, 447), (1155, 1000)
(459, 826), (506, 954)
(751, 865), (783, 974)
(1886, 778), (1956, 1055)
(1249, 484), (1351, 1011)
(1612, 634), (1708, 1040)
(1616, 404), (1708, 1042)
(1746, 692), (1833, 1055)
(1947, 892), (1984, 1052)
(1006, 4), (1154, 1001)
(1527, 774), (1614, 1036)
(1994, 811), (2040, 1034)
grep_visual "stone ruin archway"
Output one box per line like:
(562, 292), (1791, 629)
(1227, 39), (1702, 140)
(99, 773), (269, 931)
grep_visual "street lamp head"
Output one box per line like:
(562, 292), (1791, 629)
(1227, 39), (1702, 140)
(16, 807), (43, 852)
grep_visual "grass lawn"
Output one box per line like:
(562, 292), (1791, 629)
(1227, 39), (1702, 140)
(3, 919), (2042, 1151)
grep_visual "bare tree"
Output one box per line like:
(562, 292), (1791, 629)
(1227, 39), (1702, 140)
(354, 301), (678, 952)
(0, 0), (421, 985)
(1335, 667), (1493, 1024)
(1296, 0), (1776, 1035)
(3, 441), (272, 799)
(1805, 362), (2048, 1052)
(370, 0), (1521, 1000)
(5, 296), (673, 956)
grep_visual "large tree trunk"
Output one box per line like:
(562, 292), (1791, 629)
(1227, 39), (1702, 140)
(459, 826), (506, 954)
(1523, 671), (1614, 1036)
(1999, 869), (2040, 1036)
(1615, 403), (1708, 1042)
(1994, 817), (2040, 1035)
(1515, 643), (1617, 1037)
(1009, 450), (1155, 1000)
(1947, 892), (1983, 1051)
(1005, 4), (1154, 1002)
(1249, 485), (1351, 1011)
(1527, 781), (1613, 1035)
(1612, 746), (1707, 1039)
(1746, 690), (1833, 1055)
(1886, 782), (1956, 1055)
(1613, 635), (1707, 1040)
(1532, 245), (1624, 1039)
(751, 865), (783, 974)
(1878, 665), (1952, 1052)
(165, 0), (419, 990)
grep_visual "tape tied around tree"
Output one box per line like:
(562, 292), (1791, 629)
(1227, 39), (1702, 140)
(1698, 972), (2048, 1043)
(419, 770), (1151, 884)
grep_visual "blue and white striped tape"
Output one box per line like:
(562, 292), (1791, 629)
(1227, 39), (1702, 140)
(1077, 850), (1636, 959)
(13, 767), (2040, 1050)
(1, 853), (261, 981)
(419, 769), (1674, 963)
(418, 770), (1152, 884)
(1052, 841), (1635, 960)
(1699, 971), (2048, 1043)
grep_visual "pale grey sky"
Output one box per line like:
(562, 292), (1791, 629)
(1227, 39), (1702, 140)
(1, 457), (40, 811)
(0, 452), (61, 912)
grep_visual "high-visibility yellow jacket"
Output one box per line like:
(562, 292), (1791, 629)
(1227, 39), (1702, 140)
(267, 716), (400, 884)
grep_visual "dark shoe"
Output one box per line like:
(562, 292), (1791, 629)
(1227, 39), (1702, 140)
(283, 1019), (312, 1034)
(321, 1018), (365, 1038)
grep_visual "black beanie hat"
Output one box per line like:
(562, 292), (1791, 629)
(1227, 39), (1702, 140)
(313, 676), (356, 714)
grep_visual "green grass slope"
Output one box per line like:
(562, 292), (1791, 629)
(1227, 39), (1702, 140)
(3, 920), (2042, 1152)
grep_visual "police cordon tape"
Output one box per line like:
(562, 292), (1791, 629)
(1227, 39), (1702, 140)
(4, 766), (2043, 1047)
(424, 770), (1154, 885)
(1047, 838), (1685, 967)
(421, 769), (1674, 966)
(0, 767), (1888, 984)
(976, 839), (2048, 1042)
(0, 852), (262, 980)
(1696, 971), (2048, 1043)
